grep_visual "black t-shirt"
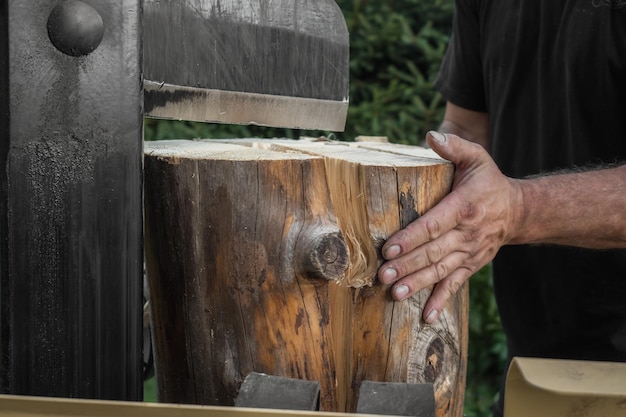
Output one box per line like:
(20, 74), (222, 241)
(434, 0), (626, 414)
(436, 0), (626, 175)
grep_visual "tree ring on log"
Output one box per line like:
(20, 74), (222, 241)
(407, 292), (461, 417)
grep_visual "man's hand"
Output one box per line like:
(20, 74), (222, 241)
(377, 131), (524, 323)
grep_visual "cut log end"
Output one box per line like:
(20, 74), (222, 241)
(296, 229), (349, 281)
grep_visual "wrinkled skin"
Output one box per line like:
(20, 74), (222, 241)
(377, 131), (523, 323)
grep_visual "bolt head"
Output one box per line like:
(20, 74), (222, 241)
(47, 1), (104, 57)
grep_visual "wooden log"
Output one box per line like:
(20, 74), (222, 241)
(144, 139), (467, 417)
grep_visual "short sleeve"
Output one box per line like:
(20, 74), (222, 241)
(433, 0), (487, 112)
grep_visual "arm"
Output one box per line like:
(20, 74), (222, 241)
(439, 100), (626, 247)
(438, 101), (490, 150)
(378, 126), (626, 323)
(514, 166), (626, 247)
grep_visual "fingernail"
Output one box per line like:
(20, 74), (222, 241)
(425, 309), (439, 324)
(429, 131), (447, 145)
(384, 244), (401, 259)
(394, 284), (409, 300)
(381, 267), (397, 283)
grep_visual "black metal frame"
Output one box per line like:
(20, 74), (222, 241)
(0, 0), (143, 400)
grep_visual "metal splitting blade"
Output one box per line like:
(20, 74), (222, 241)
(144, 81), (348, 131)
(143, 0), (350, 131)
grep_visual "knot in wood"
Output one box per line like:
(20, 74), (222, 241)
(296, 230), (349, 281)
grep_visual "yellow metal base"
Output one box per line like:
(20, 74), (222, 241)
(0, 395), (375, 417)
(504, 357), (626, 417)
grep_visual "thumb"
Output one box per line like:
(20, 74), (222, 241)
(425, 130), (485, 167)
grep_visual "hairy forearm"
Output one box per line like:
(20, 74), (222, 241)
(511, 164), (626, 249)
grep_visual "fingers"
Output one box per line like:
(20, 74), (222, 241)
(384, 249), (471, 300)
(381, 191), (466, 261)
(384, 254), (473, 324)
(380, 227), (467, 284)
(422, 268), (472, 323)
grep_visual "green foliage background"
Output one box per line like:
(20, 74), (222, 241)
(144, 1), (507, 415)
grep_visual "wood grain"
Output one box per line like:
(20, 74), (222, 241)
(144, 139), (467, 417)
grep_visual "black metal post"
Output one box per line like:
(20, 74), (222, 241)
(0, 0), (143, 400)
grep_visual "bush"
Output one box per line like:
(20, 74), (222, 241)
(341, 0), (453, 143)
(144, 1), (507, 415)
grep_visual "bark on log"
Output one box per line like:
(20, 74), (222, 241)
(144, 139), (468, 417)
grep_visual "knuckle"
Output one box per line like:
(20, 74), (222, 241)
(463, 228), (480, 242)
(423, 218), (442, 240)
(465, 264), (478, 275)
(457, 201), (477, 222)
(425, 242), (443, 264)
(433, 261), (449, 283)
(446, 277), (463, 295)
(435, 276), (463, 305)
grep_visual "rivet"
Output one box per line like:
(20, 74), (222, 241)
(47, 1), (104, 57)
